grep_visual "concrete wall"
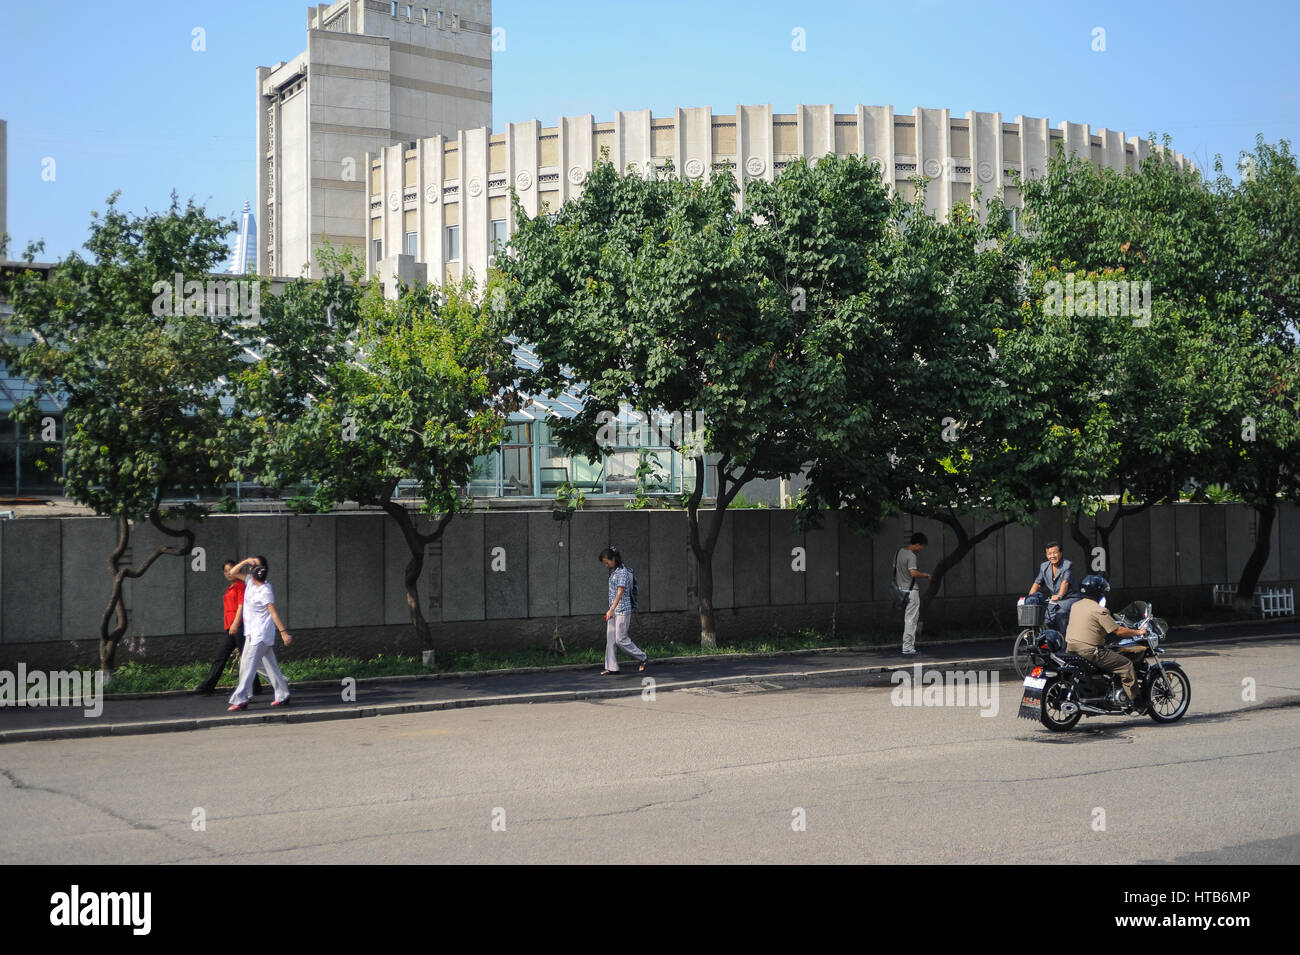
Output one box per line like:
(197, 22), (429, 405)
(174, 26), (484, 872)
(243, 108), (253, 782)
(0, 503), (1294, 666)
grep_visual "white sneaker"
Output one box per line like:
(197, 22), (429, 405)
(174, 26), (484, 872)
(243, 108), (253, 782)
(902, 648), (917, 655)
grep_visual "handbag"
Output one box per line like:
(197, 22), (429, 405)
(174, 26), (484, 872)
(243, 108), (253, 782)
(888, 550), (916, 610)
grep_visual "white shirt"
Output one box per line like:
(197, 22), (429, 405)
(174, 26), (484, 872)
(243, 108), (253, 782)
(242, 579), (278, 646)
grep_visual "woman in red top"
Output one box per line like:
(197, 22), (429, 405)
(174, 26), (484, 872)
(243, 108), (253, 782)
(189, 560), (262, 696)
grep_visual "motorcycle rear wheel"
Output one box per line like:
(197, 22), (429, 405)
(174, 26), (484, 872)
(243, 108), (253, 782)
(1146, 668), (1191, 723)
(1040, 678), (1082, 731)
(1013, 629), (1036, 677)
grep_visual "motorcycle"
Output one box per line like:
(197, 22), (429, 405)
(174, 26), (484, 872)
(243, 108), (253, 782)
(1017, 601), (1191, 731)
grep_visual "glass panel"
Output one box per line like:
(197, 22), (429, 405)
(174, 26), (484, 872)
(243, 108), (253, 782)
(17, 442), (62, 494)
(501, 444), (532, 495)
(468, 450), (500, 496)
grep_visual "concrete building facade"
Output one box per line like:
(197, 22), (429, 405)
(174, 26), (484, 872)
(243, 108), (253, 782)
(257, 0), (492, 279)
(364, 104), (1191, 288)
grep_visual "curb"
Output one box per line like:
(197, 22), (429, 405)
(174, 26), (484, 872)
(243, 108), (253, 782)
(100, 623), (1299, 702)
(3, 630), (1294, 745)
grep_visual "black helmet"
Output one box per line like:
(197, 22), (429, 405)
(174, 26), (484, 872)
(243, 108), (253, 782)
(1080, 574), (1110, 599)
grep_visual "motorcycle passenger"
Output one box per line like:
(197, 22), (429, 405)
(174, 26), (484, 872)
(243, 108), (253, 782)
(1064, 574), (1149, 714)
(1027, 541), (1079, 632)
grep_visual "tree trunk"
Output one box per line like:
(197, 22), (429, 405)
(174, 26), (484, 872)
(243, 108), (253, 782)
(380, 499), (454, 652)
(1234, 499), (1277, 612)
(98, 510), (195, 674)
(918, 511), (1013, 608)
(684, 456), (753, 648)
(695, 548), (717, 649)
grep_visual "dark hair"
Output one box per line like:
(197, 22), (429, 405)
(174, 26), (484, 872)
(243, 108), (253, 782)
(252, 555), (270, 581)
(910, 532), (928, 546)
(598, 546), (623, 567)
(1045, 540), (1062, 551)
(223, 559), (237, 569)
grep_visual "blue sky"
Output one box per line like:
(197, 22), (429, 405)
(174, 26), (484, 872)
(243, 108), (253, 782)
(1, 0), (1297, 264)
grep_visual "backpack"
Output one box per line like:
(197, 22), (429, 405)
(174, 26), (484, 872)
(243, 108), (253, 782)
(628, 568), (640, 612)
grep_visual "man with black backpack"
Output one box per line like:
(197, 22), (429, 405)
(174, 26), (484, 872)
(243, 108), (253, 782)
(895, 533), (931, 655)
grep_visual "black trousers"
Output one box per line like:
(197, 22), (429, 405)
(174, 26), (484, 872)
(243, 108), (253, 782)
(196, 631), (263, 695)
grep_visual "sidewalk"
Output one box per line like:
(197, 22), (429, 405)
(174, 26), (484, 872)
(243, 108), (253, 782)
(1, 621), (1295, 744)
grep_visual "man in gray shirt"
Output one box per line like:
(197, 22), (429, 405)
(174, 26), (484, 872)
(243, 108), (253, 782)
(896, 532), (931, 654)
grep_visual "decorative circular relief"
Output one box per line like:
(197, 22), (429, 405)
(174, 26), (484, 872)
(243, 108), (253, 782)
(923, 158), (941, 177)
(869, 155), (885, 169)
(977, 160), (994, 183)
(387, 191), (400, 211)
(745, 156), (766, 177)
(515, 171), (533, 191)
(567, 165), (586, 185)
(467, 177), (483, 197)
(424, 185), (438, 203)
(684, 158), (704, 179)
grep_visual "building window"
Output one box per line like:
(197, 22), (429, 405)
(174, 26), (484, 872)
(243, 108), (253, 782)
(405, 231), (418, 257)
(390, 2), (398, 16)
(372, 238), (383, 263)
(490, 218), (507, 256)
(445, 225), (460, 262)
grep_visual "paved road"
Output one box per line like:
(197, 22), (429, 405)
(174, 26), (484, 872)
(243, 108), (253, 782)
(1, 637), (1296, 863)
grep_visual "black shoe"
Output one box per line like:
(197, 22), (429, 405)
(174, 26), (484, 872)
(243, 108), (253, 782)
(1129, 699), (1148, 716)
(189, 686), (214, 696)
(252, 683), (264, 697)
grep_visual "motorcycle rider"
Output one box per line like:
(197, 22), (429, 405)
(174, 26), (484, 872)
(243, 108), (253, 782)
(1026, 541), (1079, 632)
(1064, 574), (1149, 715)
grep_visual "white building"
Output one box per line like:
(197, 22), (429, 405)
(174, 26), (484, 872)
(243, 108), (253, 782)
(229, 200), (258, 274)
(257, 0), (492, 279)
(364, 104), (1191, 290)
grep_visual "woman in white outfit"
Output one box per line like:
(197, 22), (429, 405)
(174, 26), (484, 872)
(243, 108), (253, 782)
(227, 555), (293, 710)
(599, 546), (648, 675)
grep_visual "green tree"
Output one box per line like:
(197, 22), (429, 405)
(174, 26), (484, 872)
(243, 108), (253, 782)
(501, 156), (892, 647)
(1013, 143), (1232, 573)
(1188, 139), (1300, 605)
(238, 253), (514, 650)
(0, 194), (241, 673)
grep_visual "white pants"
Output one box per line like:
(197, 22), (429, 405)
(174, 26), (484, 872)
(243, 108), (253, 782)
(605, 612), (646, 671)
(228, 639), (290, 705)
(902, 589), (921, 652)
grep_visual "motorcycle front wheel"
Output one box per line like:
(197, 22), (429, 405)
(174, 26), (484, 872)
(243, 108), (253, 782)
(1146, 668), (1191, 723)
(1013, 629), (1036, 677)
(1040, 678), (1082, 731)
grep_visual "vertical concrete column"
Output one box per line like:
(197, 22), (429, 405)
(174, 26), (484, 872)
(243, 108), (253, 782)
(736, 103), (774, 208)
(1099, 127), (1127, 173)
(858, 104), (895, 188)
(462, 125), (490, 285)
(1058, 120), (1091, 163)
(1017, 115), (1050, 181)
(510, 119), (540, 220)
(797, 103), (834, 161)
(967, 110), (1003, 218)
(915, 106), (951, 216)
(676, 106), (712, 184)
(559, 114), (594, 203)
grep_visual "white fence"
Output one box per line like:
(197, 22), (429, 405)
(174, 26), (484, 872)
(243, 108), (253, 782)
(1212, 584), (1295, 617)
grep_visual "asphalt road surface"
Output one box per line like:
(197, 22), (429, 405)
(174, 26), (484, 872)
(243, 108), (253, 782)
(2, 638), (1297, 864)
